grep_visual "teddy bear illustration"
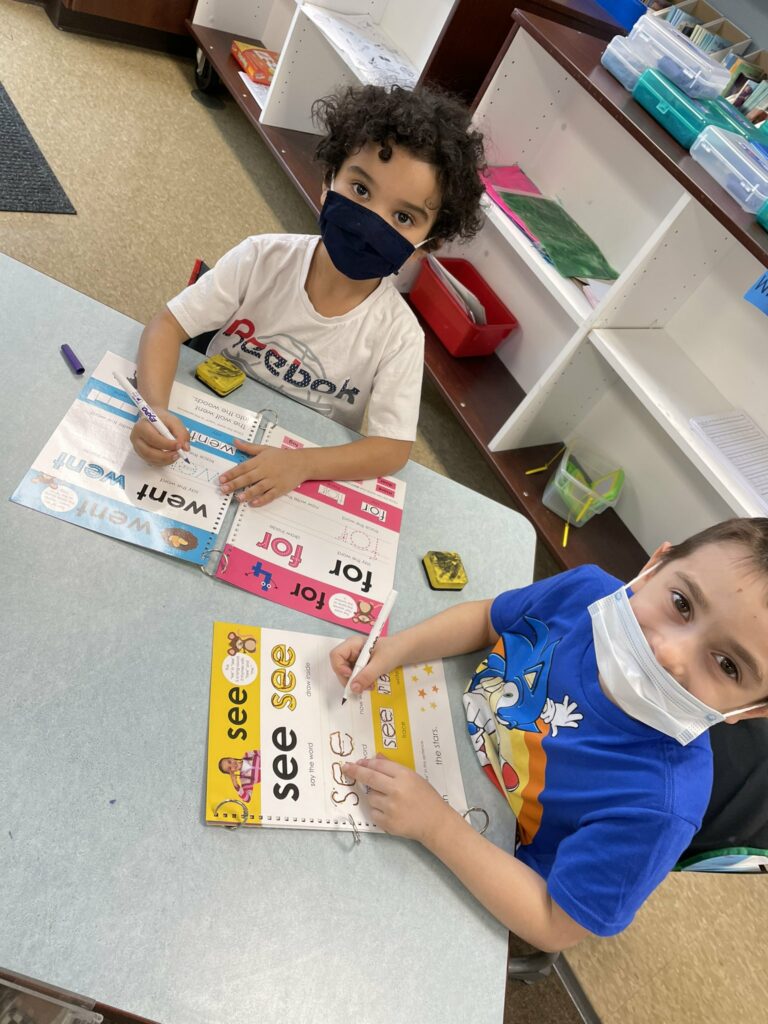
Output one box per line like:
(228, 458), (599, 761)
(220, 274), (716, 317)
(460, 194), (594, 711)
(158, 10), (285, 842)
(227, 631), (257, 656)
(351, 599), (375, 626)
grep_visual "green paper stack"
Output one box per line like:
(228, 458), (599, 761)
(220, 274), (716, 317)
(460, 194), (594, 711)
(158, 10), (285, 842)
(498, 190), (618, 281)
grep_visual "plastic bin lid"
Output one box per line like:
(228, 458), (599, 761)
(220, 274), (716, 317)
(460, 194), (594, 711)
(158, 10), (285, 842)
(693, 126), (768, 187)
(606, 34), (646, 70)
(629, 13), (731, 93)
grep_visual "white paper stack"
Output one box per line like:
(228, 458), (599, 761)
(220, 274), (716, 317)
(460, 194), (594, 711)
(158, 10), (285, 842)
(690, 410), (768, 514)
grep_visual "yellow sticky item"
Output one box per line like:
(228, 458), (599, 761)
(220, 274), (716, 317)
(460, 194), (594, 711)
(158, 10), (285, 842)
(422, 551), (468, 591)
(195, 354), (246, 397)
(524, 445), (566, 476)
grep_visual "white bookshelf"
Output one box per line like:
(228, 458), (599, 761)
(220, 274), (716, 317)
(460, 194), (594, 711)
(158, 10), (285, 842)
(193, 0), (298, 53)
(260, 0), (455, 132)
(480, 25), (768, 551)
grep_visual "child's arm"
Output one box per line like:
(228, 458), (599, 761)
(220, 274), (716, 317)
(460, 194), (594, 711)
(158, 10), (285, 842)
(219, 435), (411, 506)
(343, 755), (589, 952)
(330, 600), (498, 694)
(131, 309), (191, 465)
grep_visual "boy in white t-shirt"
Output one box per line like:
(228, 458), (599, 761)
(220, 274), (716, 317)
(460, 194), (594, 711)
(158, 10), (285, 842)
(130, 84), (485, 506)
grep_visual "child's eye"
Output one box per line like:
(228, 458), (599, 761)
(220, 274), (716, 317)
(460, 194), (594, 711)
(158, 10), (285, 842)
(352, 182), (369, 199)
(395, 211), (414, 226)
(714, 654), (740, 682)
(671, 590), (691, 619)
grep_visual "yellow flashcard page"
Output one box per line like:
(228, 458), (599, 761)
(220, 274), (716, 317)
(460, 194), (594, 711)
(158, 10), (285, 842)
(206, 621), (468, 834)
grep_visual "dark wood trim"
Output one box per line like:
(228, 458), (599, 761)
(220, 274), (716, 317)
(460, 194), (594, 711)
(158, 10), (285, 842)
(420, 0), (624, 104)
(45, 0), (196, 55)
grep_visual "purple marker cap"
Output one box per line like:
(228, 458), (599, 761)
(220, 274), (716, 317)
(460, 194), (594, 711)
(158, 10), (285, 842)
(61, 344), (85, 375)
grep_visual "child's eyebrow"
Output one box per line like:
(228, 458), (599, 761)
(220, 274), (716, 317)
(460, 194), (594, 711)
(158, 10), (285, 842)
(675, 572), (709, 611)
(346, 164), (430, 221)
(730, 640), (763, 684)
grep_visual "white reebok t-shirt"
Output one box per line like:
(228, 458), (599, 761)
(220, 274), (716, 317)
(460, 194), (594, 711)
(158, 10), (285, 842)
(167, 234), (424, 440)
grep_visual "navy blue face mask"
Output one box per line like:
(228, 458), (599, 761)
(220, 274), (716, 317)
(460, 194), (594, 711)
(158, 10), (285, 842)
(319, 187), (427, 281)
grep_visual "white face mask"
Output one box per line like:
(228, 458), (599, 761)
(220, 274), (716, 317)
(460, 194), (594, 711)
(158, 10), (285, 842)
(589, 566), (767, 745)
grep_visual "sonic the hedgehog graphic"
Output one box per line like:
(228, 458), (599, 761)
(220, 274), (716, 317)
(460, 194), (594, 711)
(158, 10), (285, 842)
(463, 616), (582, 795)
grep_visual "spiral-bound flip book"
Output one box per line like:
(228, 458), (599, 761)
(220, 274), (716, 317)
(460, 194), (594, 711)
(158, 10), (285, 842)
(205, 620), (468, 835)
(11, 351), (406, 634)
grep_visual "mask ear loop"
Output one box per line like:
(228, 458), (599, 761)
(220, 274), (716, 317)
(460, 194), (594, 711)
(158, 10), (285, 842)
(627, 559), (664, 591)
(723, 700), (768, 719)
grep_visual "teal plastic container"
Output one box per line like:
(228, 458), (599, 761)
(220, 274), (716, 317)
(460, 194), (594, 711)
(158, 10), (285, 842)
(633, 69), (740, 150)
(712, 100), (768, 147)
(758, 199), (768, 233)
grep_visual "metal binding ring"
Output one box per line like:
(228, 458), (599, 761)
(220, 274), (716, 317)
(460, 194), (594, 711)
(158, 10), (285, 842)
(214, 799), (249, 829)
(462, 806), (490, 835)
(254, 408), (279, 444)
(200, 547), (228, 577)
(347, 813), (361, 844)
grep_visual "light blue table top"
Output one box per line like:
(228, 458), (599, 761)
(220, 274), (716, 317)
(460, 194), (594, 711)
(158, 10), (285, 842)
(0, 254), (536, 1024)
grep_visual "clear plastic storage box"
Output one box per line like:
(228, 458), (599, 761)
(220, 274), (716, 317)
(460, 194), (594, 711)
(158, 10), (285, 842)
(633, 69), (741, 150)
(758, 199), (768, 233)
(601, 35), (647, 92)
(542, 445), (625, 527)
(627, 12), (731, 99)
(690, 126), (768, 213)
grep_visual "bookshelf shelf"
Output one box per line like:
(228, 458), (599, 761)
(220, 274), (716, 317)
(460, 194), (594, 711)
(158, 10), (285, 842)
(481, 199), (594, 324)
(589, 328), (758, 516)
(300, 4), (419, 89)
(469, 12), (768, 558)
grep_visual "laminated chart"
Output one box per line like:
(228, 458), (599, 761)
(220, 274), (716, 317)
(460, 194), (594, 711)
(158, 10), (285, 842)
(13, 352), (409, 629)
(216, 423), (406, 635)
(205, 622), (467, 834)
(12, 351), (258, 564)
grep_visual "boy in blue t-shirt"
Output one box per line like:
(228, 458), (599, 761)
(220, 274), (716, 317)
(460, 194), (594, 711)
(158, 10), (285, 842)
(332, 518), (768, 950)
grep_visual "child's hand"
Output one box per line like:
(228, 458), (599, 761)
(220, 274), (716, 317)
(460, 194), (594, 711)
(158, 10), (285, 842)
(330, 635), (397, 694)
(219, 441), (309, 506)
(130, 408), (190, 466)
(342, 755), (454, 844)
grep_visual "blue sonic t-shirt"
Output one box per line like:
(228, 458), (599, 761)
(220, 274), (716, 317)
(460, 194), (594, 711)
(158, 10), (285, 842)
(463, 565), (713, 937)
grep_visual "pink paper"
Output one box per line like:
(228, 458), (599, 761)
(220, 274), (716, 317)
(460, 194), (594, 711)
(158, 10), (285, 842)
(480, 165), (542, 246)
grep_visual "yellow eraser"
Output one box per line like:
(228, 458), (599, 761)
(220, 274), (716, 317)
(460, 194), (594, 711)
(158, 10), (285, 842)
(195, 354), (246, 396)
(422, 551), (468, 590)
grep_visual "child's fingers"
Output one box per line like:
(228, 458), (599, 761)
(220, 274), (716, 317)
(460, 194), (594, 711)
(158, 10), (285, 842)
(330, 639), (364, 681)
(159, 412), (190, 449)
(232, 438), (265, 457)
(132, 422), (182, 466)
(347, 666), (379, 694)
(342, 761), (395, 793)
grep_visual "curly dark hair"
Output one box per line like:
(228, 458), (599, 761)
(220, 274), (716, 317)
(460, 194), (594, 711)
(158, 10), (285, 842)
(312, 84), (486, 251)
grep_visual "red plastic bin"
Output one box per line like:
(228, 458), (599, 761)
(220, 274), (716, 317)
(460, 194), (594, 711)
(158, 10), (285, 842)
(410, 257), (518, 357)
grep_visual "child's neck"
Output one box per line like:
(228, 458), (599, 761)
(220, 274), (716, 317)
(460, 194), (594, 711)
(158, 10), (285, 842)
(305, 240), (381, 317)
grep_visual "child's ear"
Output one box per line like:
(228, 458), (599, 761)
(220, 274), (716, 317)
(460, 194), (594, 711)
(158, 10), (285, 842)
(725, 702), (768, 725)
(632, 541), (672, 589)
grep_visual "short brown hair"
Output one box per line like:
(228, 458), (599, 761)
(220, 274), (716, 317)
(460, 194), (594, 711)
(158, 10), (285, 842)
(665, 518), (768, 581)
